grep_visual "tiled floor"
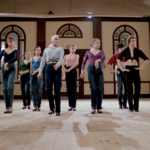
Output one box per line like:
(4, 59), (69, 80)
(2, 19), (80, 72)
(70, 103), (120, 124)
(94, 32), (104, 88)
(0, 99), (150, 150)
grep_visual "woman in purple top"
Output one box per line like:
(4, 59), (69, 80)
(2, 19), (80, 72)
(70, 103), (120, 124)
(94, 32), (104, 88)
(80, 38), (105, 114)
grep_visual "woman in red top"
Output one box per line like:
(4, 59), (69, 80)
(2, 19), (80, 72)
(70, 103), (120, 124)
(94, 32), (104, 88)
(107, 43), (128, 109)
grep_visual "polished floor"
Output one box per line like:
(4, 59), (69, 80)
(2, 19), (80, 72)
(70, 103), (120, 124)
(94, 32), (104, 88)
(0, 99), (150, 150)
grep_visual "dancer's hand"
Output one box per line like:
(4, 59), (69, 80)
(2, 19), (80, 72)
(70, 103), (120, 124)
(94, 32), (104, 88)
(114, 71), (120, 74)
(62, 76), (66, 81)
(135, 67), (143, 71)
(32, 70), (37, 75)
(17, 78), (20, 82)
(95, 60), (99, 69)
(53, 65), (57, 71)
(37, 73), (42, 79)
(4, 63), (9, 71)
(80, 73), (84, 79)
(122, 69), (130, 72)
(19, 70), (24, 75)
(65, 69), (69, 73)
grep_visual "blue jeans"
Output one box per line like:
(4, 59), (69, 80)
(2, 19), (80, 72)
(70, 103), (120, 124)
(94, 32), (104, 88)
(116, 68), (127, 107)
(1, 64), (16, 109)
(66, 67), (77, 108)
(45, 63), (62, 113)
(30, 72), (43, 108)
(20, 73), (30, 106)
(88, 65), (104, 110)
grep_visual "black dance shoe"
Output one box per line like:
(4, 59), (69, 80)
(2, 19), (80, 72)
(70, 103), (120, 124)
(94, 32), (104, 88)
(28, 106), (30, 109)
(129, 109), (133, 112)
(91, 109), (96, 114)
(48, 110), (54, 115)
(68, 108), (72, 111)
(33, 107), (37, 111)
(73, 108), (76, 111)
(119, 105), (122, 109)
(56, 112), (60, 116)
(135, 110), (139, 112)
(4, 110), (9, 114)
(123, 106), (128, 109)
(22, 106), (26, 109)
(97, 109), (103, 113)
(38, 108), (41, 111)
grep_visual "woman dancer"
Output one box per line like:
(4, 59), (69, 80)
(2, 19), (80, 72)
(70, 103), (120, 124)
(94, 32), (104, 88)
(37, 35), (64, 116)
(18, 51), (31, 109)
(0, 37), (19, 113)
(80, 38), (105, 114)
(117, 36), (149, 112)
(62, 44), (79, 111)
(30, 46), (43, 111)
(107, 43), (128, 109)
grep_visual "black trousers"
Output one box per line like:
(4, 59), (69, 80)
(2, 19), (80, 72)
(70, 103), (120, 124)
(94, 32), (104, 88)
(20, 73), (30, 106)
(66, 67), (77, 108)
(125, 66), (141, 111)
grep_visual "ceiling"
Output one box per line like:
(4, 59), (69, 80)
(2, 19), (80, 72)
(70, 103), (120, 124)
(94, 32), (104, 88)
(0, 0), (150, 18)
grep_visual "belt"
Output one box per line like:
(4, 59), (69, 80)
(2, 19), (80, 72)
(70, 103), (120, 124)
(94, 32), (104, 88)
(47, 59), (57, 64)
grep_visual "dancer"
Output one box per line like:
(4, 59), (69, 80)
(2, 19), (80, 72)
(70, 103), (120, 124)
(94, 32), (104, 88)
(107, 43), (128, 109)
(117, 36), (149, 112)
(18, 51), (31, 109)
(30, 46), (43, 111)
(80, 38), (105, 114)
(37, 35), (64, 116)
(62, 44), (79, 111)
(0, 37), (19, 113)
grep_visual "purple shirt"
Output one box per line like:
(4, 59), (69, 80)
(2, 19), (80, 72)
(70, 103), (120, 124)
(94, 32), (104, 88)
(81, 50), (105, 69)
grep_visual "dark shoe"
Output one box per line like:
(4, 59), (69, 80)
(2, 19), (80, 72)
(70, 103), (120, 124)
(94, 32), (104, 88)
(119, 105), (122, 109)
(91, 109), (96, 114)
(33, 107), (37, 111)
(8, 108), (13, 113)
(97, 109), (103, 113)
(129, 109), (133, 112)
(68, 108), (72, 111)
(38, 108), (41, 111)
(4, 110), (9, 114)
(48, 110), (54, 114)
(56, 112), (60, 116)
(22, 106), (26, 109)
(73, 108), (76, 111)
(123, 106), (128, 109)
(28, 106), (30, 109)
(135, 110), (139, 112)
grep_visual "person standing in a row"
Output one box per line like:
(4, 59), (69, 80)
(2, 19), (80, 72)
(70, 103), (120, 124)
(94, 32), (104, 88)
(80, 38), (105, 114)
(0, 37), (18, 114)
(37, 35), (64, 116)
(117, 36), (149, 112)
(62, 44), (79, 111)
(18, 51), (31, 109)
(107, 43), (128, 109)
(30, 46), (43, 111)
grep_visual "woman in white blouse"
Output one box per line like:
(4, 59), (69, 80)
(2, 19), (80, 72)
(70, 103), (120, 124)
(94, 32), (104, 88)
(37, 35), (64, 116)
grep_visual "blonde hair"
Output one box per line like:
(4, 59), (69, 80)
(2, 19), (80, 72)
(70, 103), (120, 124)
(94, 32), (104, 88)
(69, 44), (77, 49)
(25, 51), (31, 55)
(91, 38), (100, 47)
(127, 36), (136, 45)
(7, 37), (14, 41)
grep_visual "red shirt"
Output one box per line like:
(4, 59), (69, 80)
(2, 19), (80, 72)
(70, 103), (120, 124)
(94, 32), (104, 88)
(107, 53), (125, 65)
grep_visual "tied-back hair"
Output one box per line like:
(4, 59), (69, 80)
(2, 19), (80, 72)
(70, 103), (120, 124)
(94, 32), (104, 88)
(33, 46), (41, 55)
(5, 37), (14, 48)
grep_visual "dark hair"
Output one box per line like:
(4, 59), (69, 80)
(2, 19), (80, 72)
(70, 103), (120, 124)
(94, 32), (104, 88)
(117, 43), (124, 49)
(33, 46), (41, 51)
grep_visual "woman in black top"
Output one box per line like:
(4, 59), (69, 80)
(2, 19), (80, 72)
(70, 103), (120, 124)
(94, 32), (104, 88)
(0, 37), (19, 114)
(117, 36), (149, 112)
